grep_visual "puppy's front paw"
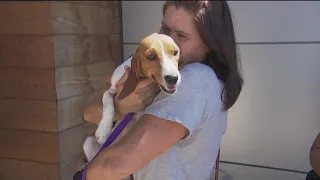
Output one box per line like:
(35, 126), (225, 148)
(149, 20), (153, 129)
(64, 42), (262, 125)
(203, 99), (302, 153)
(95, 124), (111, 145)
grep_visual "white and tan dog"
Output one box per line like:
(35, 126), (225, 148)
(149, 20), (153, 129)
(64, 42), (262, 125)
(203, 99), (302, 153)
(83, 33), (182, 163)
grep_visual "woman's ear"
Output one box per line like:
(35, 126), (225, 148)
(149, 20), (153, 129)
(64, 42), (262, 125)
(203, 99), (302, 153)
(116, 52), (141, 100)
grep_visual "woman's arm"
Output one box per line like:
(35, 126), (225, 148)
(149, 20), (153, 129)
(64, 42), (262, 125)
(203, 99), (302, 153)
(86, 114), (188, 180)
(310, 132), (320, 175)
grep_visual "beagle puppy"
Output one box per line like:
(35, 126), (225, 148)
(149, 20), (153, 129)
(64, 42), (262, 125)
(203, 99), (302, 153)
(83, 33), (182, 163)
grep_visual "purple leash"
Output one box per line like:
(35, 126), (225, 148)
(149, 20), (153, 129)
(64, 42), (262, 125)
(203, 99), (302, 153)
(74, 113), (135, 180)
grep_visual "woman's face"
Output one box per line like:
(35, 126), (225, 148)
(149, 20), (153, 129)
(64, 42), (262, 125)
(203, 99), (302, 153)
(160, 5), (208, 64)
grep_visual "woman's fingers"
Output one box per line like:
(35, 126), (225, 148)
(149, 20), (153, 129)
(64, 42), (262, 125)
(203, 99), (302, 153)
(114, 65), (158, 108)
(135, 78), (155, 90)
(139, 83), (160, 106)
(83, 91), (104, 125)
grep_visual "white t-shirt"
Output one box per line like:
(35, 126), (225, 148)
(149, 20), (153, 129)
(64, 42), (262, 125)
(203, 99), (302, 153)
(134, 63), (228, 180)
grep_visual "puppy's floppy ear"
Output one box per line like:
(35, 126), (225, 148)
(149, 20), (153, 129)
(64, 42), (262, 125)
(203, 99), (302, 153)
(116, 50), (141, 100)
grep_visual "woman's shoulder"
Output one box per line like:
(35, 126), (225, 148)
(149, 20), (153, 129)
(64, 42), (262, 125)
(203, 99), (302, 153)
(182, 62), (214, 73)
(180, 62), (220, 86)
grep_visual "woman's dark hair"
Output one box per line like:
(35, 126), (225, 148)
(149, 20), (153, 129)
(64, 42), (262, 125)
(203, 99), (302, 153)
(163, 0), (244, 111)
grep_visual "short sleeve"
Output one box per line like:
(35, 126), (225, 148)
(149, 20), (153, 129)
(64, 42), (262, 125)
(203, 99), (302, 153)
(141, 63), (213, 140)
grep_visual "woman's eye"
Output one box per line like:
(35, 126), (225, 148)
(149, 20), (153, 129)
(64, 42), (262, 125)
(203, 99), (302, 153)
(160, 26), (170, 35)
(178, 34), (186, 39)
(173, 50), (179, 56)
(147, 54), (157, 60)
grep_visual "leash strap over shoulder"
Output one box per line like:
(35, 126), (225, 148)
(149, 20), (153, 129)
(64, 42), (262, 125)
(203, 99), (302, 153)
(80, 113), (135, 180)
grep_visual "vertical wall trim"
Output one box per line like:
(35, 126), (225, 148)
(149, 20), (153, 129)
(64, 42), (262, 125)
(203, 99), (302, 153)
(119, 0), (124, 63)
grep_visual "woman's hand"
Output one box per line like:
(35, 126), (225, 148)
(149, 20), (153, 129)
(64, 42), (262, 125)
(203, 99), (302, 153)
(83, 91), (104, 125)
(114, 66), (160, 119)
(83, 66), (160, 124)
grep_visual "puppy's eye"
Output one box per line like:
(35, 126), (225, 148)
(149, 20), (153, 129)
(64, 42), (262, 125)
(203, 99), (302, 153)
(147, 54), (157, 60)
(173, 50), (179, 56)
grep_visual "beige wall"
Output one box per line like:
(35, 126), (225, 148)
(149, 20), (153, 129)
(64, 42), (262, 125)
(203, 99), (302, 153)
(0, 1), (121, 180)
(122, 1), (320, 179)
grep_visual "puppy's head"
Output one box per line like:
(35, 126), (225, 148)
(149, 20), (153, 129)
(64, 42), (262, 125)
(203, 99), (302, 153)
(117, 33), (182, 100)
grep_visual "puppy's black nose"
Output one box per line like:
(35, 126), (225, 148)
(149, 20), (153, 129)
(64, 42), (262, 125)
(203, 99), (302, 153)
(164, 75), (178, 85)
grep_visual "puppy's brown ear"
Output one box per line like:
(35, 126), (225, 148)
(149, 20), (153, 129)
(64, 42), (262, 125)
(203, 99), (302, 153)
(116, 52), (141, 100)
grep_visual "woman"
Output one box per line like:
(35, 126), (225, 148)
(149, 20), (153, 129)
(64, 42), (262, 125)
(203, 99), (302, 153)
(84, 1), (243, 180)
